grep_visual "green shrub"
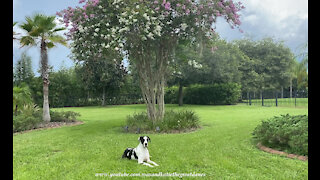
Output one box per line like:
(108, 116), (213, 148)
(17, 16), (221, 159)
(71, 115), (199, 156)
(125, 110), (200, 133)
(164, 86), (179, 104)
(165, 83), (241, 105)
(50, 110), (81, 122)
(252, 114), (308, 156)
(13, 104), (42, 132)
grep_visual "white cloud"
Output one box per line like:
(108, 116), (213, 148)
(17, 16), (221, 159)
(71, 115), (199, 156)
(216, 0), (308, 56)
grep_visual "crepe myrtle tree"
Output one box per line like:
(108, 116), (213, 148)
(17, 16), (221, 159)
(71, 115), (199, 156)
(59, 0), (244, 122)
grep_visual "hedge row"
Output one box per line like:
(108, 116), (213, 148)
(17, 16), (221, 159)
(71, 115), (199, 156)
(165, 83), (241, 105)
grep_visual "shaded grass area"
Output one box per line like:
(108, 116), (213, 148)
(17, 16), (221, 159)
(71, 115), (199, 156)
(13, 104), (308, 179)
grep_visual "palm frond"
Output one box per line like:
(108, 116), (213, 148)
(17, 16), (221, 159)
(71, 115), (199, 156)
(48, 35), (68, 47)
(52, 27), (66, 32)
(20, 36), (36, 48)
(46, 42), (55, 49)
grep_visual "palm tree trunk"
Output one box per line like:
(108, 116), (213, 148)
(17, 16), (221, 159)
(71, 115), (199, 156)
(41, 39), (51, 122)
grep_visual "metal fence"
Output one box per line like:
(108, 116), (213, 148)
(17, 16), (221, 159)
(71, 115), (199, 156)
(241, 89), (308, 107)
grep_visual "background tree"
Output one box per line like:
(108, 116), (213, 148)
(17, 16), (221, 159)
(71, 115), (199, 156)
(75, 57), (127, 106)
(48, 66), (86, 107)
(19, 13), (67, 122)
(235, 37), (295, 97)
(13, 52), (35, 87)
(167, 39), (207, 106)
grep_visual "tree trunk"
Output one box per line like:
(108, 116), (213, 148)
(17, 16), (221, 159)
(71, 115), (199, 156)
(102, 86), (105, 106)
(281, 86), (283, 98)
(43, 81), (51, 122)
(178, 82), (183, 106)
(132, 39), (175, 122)
(41, 39), (51, 122)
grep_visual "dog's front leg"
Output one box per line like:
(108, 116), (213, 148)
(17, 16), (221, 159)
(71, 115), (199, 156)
(138, 159), (154, 167)
(147, 160), (159, 166)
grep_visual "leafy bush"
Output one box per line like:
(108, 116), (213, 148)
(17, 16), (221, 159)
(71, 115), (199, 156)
(50, 110), (81, 122)
(252, 114), (308, 156)
(165, 83), (241, 105)
(126, 110), (200, 133)
(13, 104), (42, 133)
(164, 86), (179, 104)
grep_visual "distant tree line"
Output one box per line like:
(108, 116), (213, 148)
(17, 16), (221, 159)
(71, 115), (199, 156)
(13, 36), (308, 108)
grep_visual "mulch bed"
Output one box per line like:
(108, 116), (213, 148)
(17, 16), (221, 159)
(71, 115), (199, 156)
(14, 121), (84, 135)
(257, 143), (308, 161)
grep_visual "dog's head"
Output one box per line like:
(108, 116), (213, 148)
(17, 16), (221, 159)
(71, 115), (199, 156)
(138, 136), (151, 148)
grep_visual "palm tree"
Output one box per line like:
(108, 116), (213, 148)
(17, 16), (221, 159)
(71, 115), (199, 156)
(19, 14), (67, 122)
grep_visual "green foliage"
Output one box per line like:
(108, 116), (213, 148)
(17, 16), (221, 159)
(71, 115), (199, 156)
(13, 104), (42, 132)
(235, 38), (295, 90)
(19, 14), (66, 48)
(252, 114), (308, 155)
(166, 83), (241, 105)
(50, 110), (81, 122)
(13, 85), (33, 114)
(164, 86), (179, 104)
(126, 109), (200, 133)
(49, 67), (86, 107)
(13, 52), (34, 86)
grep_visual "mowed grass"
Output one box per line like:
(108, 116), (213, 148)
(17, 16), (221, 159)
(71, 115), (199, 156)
(13, 104), (308, 179)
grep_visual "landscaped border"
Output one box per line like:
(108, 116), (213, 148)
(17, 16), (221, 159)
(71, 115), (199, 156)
(257, 143), (308, 161)
(13, 121), (84, 135)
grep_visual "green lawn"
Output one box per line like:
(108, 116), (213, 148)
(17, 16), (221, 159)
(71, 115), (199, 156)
(13, 104), (308, 179)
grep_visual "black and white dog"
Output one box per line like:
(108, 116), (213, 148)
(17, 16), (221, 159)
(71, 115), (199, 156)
(122, 136), (159, 167)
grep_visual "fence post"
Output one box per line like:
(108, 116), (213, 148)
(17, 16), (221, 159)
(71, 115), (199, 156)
(295, 90), (297, 107)
(275, 91), (278, 107)
(262, 91), (264, 106)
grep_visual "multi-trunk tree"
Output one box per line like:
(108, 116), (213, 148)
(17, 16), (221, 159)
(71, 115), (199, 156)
(59, 0), (244, 122)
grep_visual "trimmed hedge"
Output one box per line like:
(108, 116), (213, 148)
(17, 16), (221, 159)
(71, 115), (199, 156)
(165, 83), (241, 105)
(252, 114), (308, 156)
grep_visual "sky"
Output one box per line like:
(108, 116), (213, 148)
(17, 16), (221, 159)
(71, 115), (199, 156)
(13, 0), (308, 76)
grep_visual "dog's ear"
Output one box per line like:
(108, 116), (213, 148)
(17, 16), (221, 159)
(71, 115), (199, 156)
(147, 136), (151, 142)
(138, 136), (143, 141)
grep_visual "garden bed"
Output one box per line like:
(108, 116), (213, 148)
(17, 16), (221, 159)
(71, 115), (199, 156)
(257, 143), (308, 161)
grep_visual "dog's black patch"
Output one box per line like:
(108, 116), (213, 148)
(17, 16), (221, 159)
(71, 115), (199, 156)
(133, 151), (138, 159)
(139, 136), (144, 144)
(122, 148), (138, 160)
(122, 148), (132, 159)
